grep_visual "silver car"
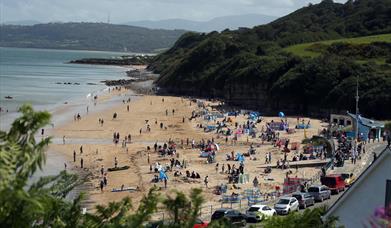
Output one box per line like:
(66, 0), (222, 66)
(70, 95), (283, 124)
(307, 185), (331, 202)
(274, 197), (299, 215)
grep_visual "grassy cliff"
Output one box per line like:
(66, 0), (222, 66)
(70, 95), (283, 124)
(149, 0), (391, 119)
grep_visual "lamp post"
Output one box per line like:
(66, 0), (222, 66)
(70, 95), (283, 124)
(355, 75), (359, 158)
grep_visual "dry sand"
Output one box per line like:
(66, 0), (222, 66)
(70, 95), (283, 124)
(49, 88), (327, 210)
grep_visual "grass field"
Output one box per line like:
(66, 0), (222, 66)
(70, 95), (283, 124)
(284, 33), (391, 58)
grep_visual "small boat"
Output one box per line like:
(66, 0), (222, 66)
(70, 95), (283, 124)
(4, 96), (13, 99)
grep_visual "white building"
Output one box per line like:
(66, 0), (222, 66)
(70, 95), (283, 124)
(323, 146), (391, 227)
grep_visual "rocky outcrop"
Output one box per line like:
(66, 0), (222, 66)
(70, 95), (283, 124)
(70, 56), (153, 66)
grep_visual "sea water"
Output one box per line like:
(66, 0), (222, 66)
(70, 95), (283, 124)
(0, 47), (132, 186)
(0, 47), (130, 129)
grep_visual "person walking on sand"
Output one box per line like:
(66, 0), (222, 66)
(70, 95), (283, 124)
(253, 176), (259, 188)
(63, 136), (66, 144)
(73, 150), (76, 162)
(101, 166), (104, 175)
(80, 158), (84, 168)
(166, 109), (168, 116)
(215, 163), (219, 173)
(80, 145), (83, 154)
(222, 164), (225, 173)
(86, 106), (89, 114)
(139, 128), (142, 135)
(204, 176), (209, 188)
(100, 179), (104, 192)
(127, 105), (129, 112)
(103, 175), (108, 186)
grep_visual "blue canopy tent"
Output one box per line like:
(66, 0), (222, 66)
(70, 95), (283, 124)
(235, 153), (245, 163)
(159, 170), (168, 181)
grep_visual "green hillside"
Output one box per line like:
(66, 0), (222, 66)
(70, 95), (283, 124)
(0, 23), (186, 53)
(149, 0), (391, 119)
(285, 33), (391, 58)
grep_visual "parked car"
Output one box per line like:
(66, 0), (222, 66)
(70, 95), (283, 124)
(308, 185), (331, 202)
(321, 174), (346, 194)
(340, 173), (355, 187)
(246, 204), (276, 222)
(211, 208), (247, 226)
(292, 192), (315, 209)
(193, 218), (209, 228)
(274, 197), (299, 215)
(145, 218), (208, 228)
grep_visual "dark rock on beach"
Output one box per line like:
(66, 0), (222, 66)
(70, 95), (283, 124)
(101, 79), (136, 86)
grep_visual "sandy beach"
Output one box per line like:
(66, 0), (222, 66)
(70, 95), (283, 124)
(46, 85), (328, 211)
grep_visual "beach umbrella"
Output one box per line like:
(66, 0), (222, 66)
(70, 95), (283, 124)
(278, 112), (285, 118)
(214, 143), (220, 151)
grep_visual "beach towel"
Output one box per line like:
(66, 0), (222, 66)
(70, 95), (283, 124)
(111, 187), (138, 192)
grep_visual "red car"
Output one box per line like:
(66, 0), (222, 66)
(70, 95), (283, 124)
(193, 218), (208, 228)
(320, 174), (346, 194)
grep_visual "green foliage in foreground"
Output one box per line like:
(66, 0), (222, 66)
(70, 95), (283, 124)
(262, 206), (341, 228)
(0, 105), (340, 227)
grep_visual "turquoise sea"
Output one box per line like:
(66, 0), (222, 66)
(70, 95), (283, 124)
(0, 47), (134, 184)
(0, 47), (131, 130)
(0, 47), (129, 113)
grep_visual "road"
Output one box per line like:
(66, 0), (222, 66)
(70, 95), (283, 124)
(243, 142), (388, 227)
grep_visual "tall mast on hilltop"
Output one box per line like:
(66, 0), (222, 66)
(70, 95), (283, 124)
(107, 12), (111, 24)
(355, 75), (359, 144)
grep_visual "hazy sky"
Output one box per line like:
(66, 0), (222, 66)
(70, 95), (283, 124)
(1, 0), (347, 23)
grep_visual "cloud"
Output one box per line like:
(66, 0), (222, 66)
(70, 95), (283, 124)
(0, 0), (347, 23)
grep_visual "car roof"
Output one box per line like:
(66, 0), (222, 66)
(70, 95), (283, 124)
(324, 174), (341, 177)
(308, 185), (323, 188)
(250, 204), (268, 207)
(215, 208), (231, 212)
(279, 196), (295, 200)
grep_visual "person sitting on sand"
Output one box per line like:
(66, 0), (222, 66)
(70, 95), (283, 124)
(195, 172), (201, 179)
(191, 171), (196, 178)
(186, 170), (190, 178)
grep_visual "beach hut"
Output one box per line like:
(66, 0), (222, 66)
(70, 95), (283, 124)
(330, 112), (385, 141)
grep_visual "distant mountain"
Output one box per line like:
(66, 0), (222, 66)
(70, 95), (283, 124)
(125, 14), (277, 32)
(2, 20), (41, 25)
(0, 22), (186, 53)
